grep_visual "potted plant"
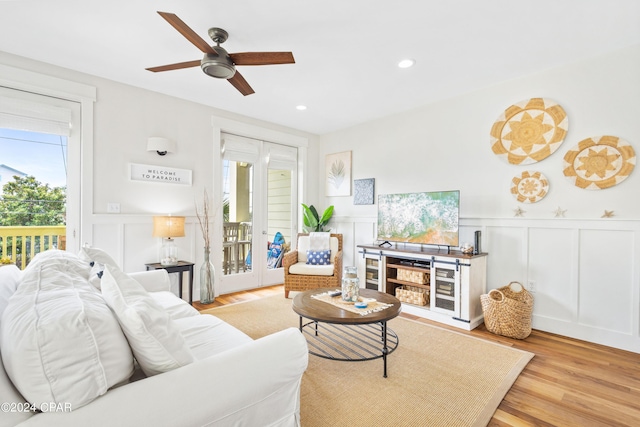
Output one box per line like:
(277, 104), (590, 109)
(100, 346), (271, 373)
(301, 204), (334, 232)
(0, 257), (14, 267)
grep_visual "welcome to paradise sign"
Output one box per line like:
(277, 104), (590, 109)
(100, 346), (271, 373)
(129, 163), (192, 186)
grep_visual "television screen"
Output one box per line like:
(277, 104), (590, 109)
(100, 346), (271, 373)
(377, 191), (459, 247)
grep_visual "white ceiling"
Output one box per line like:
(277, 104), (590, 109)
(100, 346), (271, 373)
(1, 0), (639, 135)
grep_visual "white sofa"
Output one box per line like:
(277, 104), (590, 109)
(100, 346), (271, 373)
(0, 249), (308, 427)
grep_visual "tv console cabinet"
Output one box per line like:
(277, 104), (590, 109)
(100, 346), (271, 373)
(357, 244), (488, 330)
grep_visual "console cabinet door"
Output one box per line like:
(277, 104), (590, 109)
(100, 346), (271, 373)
(358, 251), (384, 292)
(430, 261), (460, 317)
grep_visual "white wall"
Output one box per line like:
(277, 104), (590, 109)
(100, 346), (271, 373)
(0, 51), (317, 298)
(2, 43), (639, 352)
(319, 45), (640, 353)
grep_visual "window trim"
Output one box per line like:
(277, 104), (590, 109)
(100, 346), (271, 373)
(0, 63), (96, 253)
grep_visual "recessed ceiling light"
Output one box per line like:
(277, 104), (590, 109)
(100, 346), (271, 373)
(398, 59), (415, 69)
(296, 105), (307, 111)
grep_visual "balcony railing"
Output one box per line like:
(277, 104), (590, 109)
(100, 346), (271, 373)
(0, 226), (66, 270)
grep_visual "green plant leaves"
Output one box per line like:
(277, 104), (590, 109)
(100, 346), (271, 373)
(301, 203), (319, 231)
(319, 205), (334, 225)
(301, 203), (334, 232)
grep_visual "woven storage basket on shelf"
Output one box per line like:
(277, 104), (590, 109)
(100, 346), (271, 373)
(480, 282), (534, 339)
(395, 285), (428, 306)
(397, 268), (429, 285)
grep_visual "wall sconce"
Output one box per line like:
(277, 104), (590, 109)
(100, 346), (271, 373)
(152, 215), (185, 266)
(147, 137), (176, 156)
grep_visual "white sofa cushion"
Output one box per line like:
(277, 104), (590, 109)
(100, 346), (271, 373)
(297, 235), (339, 263)
(0, 264), (33, 426)
(289, 261), (335, 276)
(0, 250), (134, 410)
(150, 291), (200, 320)
(101, 265), (195, 377)
(174, 314), (252, 360)
(0, 264), (21, 318)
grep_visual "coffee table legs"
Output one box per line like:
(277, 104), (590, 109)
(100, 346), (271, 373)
(297, 316), (398, 377)
(382, 320), (388, 378)
(298, 317), (319, 336)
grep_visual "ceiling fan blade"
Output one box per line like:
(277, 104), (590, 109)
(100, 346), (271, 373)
(157, 11), (216, 54)
(227, 71), (255, 96)
(230, 52), (295, 66)
(146, 59), (201, 72)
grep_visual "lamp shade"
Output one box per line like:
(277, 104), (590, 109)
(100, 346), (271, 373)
(152, 216), (185, 238)
(147, 137), (176, 155)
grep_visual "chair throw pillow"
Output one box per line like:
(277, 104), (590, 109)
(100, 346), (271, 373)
(306, 249), (331, 265)
(100, 264), (195, 377)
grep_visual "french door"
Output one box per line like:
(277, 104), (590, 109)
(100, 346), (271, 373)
(219, 133), (297, 293)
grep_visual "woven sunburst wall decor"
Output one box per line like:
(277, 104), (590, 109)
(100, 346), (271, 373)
(563, 135), (636, 190)
(510, 171), (549, 203)
(491, 98), (568, 165)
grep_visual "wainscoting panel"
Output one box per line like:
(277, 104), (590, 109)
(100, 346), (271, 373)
(528, 227), (576, 323)
(121, 222), (160, 272)
(334, 215), (640, 353)
(578, 229), (634, 334)
(484, 225), (528, 291)
(91, 222), (122, 264)
(86, 214), (639, 352)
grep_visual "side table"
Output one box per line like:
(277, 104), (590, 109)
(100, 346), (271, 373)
(145, 261), (194, 305)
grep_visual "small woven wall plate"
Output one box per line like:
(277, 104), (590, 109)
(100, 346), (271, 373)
(563, 135), (636, 190)
(490, 98), (568, 165)
(511, 171), (549, 203)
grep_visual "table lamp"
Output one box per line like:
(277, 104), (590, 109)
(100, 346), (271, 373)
(153, 215), (185, 266)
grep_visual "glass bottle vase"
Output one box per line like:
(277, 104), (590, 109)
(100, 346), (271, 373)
(341, 265), (360, 302)
(200, 248), (215, 304)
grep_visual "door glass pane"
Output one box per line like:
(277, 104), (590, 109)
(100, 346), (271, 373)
(221, 160), (253, 275)
(266, 168), (292, 269)
(0, 128), (67, 269)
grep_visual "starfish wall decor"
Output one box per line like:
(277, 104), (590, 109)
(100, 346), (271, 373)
(553, 207), (567, 218)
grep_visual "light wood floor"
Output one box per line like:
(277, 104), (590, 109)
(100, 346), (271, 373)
(194, 285), (640, 427)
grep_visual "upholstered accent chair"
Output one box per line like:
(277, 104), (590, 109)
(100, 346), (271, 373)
(283, 233), (343, 298)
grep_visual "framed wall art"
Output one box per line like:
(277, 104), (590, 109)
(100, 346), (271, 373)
(326, 151), (351, 196)
(353, 178), (375, 205)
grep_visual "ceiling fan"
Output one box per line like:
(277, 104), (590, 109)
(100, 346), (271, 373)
(146, 11), (295, 96)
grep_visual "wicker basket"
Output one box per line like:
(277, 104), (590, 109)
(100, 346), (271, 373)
(397, 268), (429, 285)
(395, 285), (429, 306)
(480, 282), (534, 339)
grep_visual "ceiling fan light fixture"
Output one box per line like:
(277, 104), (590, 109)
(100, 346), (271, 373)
(148, 14), (294, 95)
(201, 49), (236, 79)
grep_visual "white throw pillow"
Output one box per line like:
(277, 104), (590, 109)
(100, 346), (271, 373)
(101, 264), (195, 376)
(78, 246), (119, 290)
(0, 250), (134, 410)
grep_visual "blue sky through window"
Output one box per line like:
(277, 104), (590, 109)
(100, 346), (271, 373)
(0, 128), (67, 189)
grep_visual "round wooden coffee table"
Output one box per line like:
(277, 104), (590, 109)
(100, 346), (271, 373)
(292, 288), (402, 377)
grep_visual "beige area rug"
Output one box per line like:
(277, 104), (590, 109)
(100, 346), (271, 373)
(201, 296), (534, 427)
